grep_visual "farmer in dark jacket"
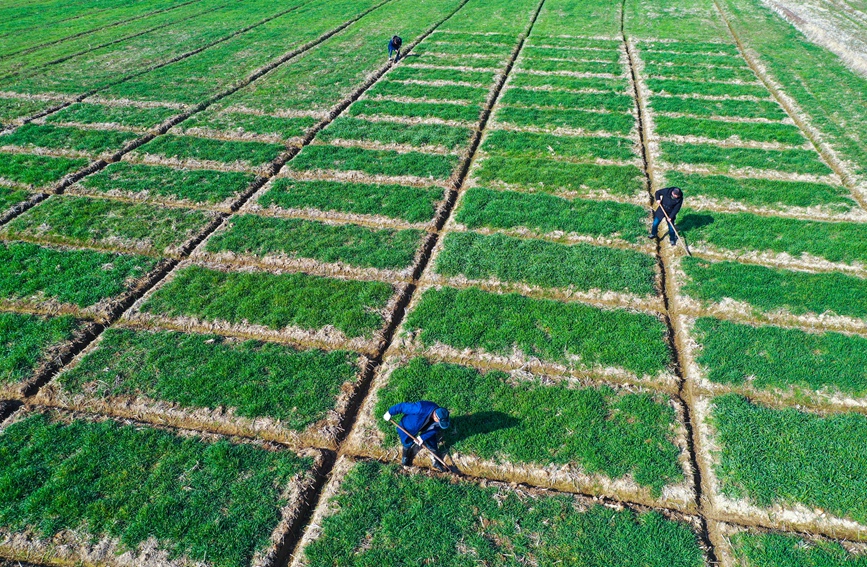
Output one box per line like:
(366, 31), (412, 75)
(649, 186), (684, 246)
(384, 401), (450, 471)
(387, 35), (403, 62)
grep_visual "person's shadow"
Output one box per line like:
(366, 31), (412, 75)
(678, 212), (715, 233)
(441, 411), (519, 453)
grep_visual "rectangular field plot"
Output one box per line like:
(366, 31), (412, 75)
(0, 97), (59, 126)
(0, 409), (321, 567)
(354, 357), (688, 502)
(660, 142), (833, 175)
(202, 214), (424, 273)
(0, 241), (158, 318)
(137, 263), (396, 350)
(664, 171), (857, 212)
(386, 65), (496, 85)
(517, 58), (623, 75)
(681, 257), (867, 322)
(654, 116), (805, 145)
(132, 134), (285, 170)
(646, 78), (769, 98)
(406, 53), (506, 70)
(0, 152), (88, 189)
(349, 99), (482, 123)
(639, 51), (747, 69)
(481, 129), (637, 161)
(292, 459), (705, 567)
(528, 36), (621, 50)
(0, 312), (82, 396)
(0, 187), (31, 214)
(454, 187), (648, 242)
(500, 88), (633, 112)
(401, 286), (672, 381)
(510, 72), (629, 92)
(434, 231), (657, 296)
(0, 124), (138, 157)
(413, 41), (513, 58)
(650, 96), (786, 120)
(701, 394), (867, 534)
(494, 106), (635, 133)
(691, 317), (867, 402)
(678, 210), (867, 266)
(43, 327), (363, 447)
(522, 45), (623, 62)
(725, 528), (867, 567)
(317, 117), (473, 152)
(286, 145), (459, 182)
(256, 178), (443, 225)
(643, 63), (757, 83)
(45, 103), (178, 130)
(2, 195), (216, 257)
(365, 80), (490, 104)
(74, 162), (256, 208)
(641, 41), (740, 56)
(177, 111), (319, 142)
(474, 156), (644, 197)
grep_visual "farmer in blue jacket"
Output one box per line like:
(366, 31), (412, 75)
(387, 35), (403, 62)
(383, 400), (450, 471)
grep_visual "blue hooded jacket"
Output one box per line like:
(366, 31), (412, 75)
(389, 400), (442, 446)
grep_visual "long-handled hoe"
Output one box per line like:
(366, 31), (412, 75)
(389, 418), (462, 475)
(657, 202), (692, 256)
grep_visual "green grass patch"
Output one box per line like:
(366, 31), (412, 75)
(318, 117), (472, 151)
(0, 152), (88, 188)
(482, 129), (636, 161)
(711, 393), (867, 524)
(495, 105), (634, 133)
(4, 196), (213, 255)
(137, 134), (284, 166)
(60, 328), (358, 428)
(1, 313), (79, 387)
(0, 187), (31, 211)
(642, 41), (740, 56)
(644, 63), (756, 82)
(429, 32), (513, 45)
(531, 37), (621, 50)
(0, 241), (157, 308)
(641, 51), (747, 69)
(141, 265), (393, 338)
(0, 98), (56, 125)
(654, 116), (804, 145)
(730, 531), (867, 567)
(206, 214), (423, 270)
(409, 53), (504, 69)
(511, 72), (628, 92)
(680, 209), (867, 264)
(0, 412), (312, 567)
(180, 111), (318, 141)
(523, 45), (622, 62)
(501, 88), (632, 112)
(519, 58), (622, 75)
(694, 317), (867, 397)
(288, 145), (458, 180)
(651, 96), (786, 120)
(45, 103), (177, 129)
(303, 460), (703, 566)
(366, 80), (489, 103)
(0, 124), (138, 155)
(476, 155), (643, 197)
(456, 187), (647, 241)
(415, 41), (513, 57)
(661, 141), (832, 175)
(377, 358), (682, 493)
(80, 162), (255, 205)
(350, 99), (481, 123)
(259, 178), (442, 224)
(386, 66), (495, 85)
(664, 171), (855, 211)
(404, 286), (671, 376)
(682, 258), (867, 319)
(436, 231), (656, 294)
(646, 78), (768, 98)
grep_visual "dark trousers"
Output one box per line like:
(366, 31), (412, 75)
(401, 437), (438, 465)
(388, 45), (401, 61)
(651, 215), (676, 243)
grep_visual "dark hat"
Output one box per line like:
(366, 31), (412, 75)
(434, 407), (450, 429)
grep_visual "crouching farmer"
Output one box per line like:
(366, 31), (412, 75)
(649, 186), (684, 246)
(383, 401), (450, 471)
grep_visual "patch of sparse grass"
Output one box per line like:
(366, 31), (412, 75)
(429, 32), (513, 45)
(303, 460), (704, 567)
(137, 134), (284, 167)
(694, 317), (867, 396)
(661, 141), (832, 175)
(0, 153), (88, 188)
(0, 98), (57, 125)
(730, 531), (867, 566)
(520, 59), (622, 75)
(711, 393), (867, 524)
(141, 264), (394, 338)
(259, 178), (442, 224)
(532, 37), (621, 50)
(386, 66), (495, 85)
(414, 41), (513, 57)
(1, 313), (79, 387)
(404, 286), (671, 376)
(0, 412), (313, 567)
(366, 80), (489, 103)
(482, 129), (636, 161)
(79, 162), (255, 205)
(60, 328), (358, 427)
(376, 358), (683, 493)
(511, 72), (628, 92)
(501, 88), (633, 112)
(45, 103), (177, 129)
(318, 117), (472, 151)
(641, 51), (747, 69)
(496, 105), (634, 133)
(682, 257), (867, 319)
(646, 78), (768, 98)
(644, 63), (756, 82)
(350, 99), (481, 123)
(523, 45), (622, 62)
(1, 124), (138, 155)
(436, 231), (657, 294)
(288, 145), (458, 180)
(0, 187), (31, 211)
(206, 214), (423, 270)
(179, 111), (317, 141)
(409, 53), (504, 69)
(642, 41), (740, 55)
(455, 187), (647, 241)
(654, 116), (804, 145)
(0, 241), (157, 308)
(651, 96), (786, 120)
(3, 196), (213, 255)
